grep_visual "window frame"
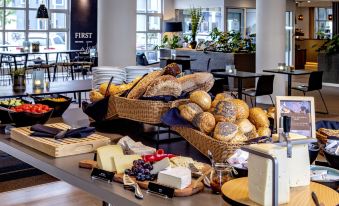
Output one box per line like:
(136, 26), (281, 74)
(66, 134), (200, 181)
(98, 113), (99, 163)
(0, 0), (70, 49)
(314, 7), (332, 39)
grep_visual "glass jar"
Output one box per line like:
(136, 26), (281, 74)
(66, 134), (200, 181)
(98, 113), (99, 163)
(210, 163), (233, 194)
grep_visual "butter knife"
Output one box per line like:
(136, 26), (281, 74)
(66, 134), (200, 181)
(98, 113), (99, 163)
(311, 191), (322, 206)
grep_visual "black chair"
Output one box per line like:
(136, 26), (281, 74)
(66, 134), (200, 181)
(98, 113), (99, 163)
(243, 75), (275, 107)
(292, 71), (328, 114)
(136, 52), (159, 66)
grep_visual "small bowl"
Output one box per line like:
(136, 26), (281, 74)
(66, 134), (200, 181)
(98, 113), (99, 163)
(309, 142), (320, 164)
(34, 95), (71, 117)
(324, 149), (339, 170)
(9, 109), (53, 127)
(310, 165), (339, 190)
(232, 166), (248, 178)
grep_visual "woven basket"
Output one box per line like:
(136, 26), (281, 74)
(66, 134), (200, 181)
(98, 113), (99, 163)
(106, 95), (118, 120)
(114, 96), (188, 124)
(171, 126), (248, 162)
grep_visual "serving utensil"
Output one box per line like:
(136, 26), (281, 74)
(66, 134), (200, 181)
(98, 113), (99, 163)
(207, 150), (215, 167)
(0, 106), (15, 113)
(311, 191), (325, 206)
(123, 174), (144, 199)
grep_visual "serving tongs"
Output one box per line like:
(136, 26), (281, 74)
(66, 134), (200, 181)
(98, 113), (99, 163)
(0, 106), (15, 113)
(123, 174), (144, 199)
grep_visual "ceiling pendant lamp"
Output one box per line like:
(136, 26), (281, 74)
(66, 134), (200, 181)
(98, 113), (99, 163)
(36, 1), (49, 19)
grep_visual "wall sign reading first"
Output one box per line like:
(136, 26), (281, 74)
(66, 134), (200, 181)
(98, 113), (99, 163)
(75, 33), (93, 39)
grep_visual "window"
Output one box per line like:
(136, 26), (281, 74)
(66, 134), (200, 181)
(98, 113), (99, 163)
(176, 8), (222, 41)
(315, 7), (332, 39)
(226, 8), (256, 38)
(136, 0), (162, 57)
(0, 0), (70, 51)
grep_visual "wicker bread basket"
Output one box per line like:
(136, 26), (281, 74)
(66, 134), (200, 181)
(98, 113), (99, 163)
(171, 126), (248, 162)
(106, 95), (118, 120)
(114, 96), (188, 124)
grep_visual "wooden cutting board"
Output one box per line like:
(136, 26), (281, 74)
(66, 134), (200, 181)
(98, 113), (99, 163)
(10, 123), (110, 157)
(221, 177), (339, 206)
(114, 173), (204, 197)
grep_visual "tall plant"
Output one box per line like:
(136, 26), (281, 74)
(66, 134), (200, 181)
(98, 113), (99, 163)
(190, 7), (203, 42)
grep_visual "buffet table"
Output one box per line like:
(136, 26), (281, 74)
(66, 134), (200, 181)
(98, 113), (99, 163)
(0, 124), (224, 206)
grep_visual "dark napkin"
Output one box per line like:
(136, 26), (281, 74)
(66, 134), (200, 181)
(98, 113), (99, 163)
(316, 120), (339, 130)
(30, 124), (95, 139)
(140, 92), (190, 103)
(161, 108), (193, 128)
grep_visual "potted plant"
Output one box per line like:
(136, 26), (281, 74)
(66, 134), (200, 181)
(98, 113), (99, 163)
(12, 68), (26, 92)
(189, 7), (204, 49)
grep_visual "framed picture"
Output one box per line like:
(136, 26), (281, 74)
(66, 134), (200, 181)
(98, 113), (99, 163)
(276, 96), (315, 138)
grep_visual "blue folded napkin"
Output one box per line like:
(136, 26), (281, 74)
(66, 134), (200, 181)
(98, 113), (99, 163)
(316, 121), (339, 130)
(161, 108), (193, 128)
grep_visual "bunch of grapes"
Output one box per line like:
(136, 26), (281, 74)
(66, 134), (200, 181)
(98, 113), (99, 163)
(125, 159), (156, 181)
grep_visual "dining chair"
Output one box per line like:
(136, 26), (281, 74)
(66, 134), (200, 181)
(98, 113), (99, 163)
(243, 75), (275, 107)
(291, 71), (328, 114)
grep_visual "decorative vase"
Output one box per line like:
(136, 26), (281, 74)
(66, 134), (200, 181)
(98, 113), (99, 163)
(190, 40), (197, 49)
(12, 75), (26, 92)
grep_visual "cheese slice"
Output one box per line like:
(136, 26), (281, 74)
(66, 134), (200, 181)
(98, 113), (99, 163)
(97, 145), (124, 172)
(248, 144), (290, 206)
(157, 167), (191, 189)
(150, 157), (171, 175)
(288, 144), (310, 187)
(112, 155), (141, 174)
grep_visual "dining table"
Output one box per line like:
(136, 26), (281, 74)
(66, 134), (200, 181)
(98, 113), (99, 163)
(159, 56), (197, 72)
(0, 49), (83, 81)
(212, 71), (264, 100)
(263, 69), (313, 96)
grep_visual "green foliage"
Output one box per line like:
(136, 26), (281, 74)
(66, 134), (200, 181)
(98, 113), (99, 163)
(208, 28), (256, 53)
(154, 34), (182, 50)
(190, 7), (204, 41)
(11, 68), (26, 76)
(317, 34), (339, 55)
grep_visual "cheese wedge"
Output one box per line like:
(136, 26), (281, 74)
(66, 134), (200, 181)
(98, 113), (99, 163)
(150, 157), (171, 175)
(248, 144), (290, 206)
(157, 167), (191, 189)
(112, 155), (141, 174)
(97, 145), (124, 172)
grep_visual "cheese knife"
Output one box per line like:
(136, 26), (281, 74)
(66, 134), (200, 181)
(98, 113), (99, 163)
(311, 191), (325, 206)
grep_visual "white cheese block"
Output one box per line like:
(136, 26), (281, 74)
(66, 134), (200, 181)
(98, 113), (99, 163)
(157, 167), (192, 189)
(97, 145), (124, 172)
(248, 144), (290, 206)
(150, 157), (171, 175)
(288, 144), (310, 187)
(112, 155), (141, 174)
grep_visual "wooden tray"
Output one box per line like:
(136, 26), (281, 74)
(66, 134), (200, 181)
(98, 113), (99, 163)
(10, 123), (111, 157)
(221, 177), (339, 206)
(114, 173), (204, 197)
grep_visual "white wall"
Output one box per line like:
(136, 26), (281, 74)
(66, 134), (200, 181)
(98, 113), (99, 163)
(98, 0), (136, 67)
(164, 0), (175, 21)
(224, 0), (255, 8)
(296, 7), (310, 39)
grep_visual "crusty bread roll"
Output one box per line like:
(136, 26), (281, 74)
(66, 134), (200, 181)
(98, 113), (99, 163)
(213, 122), (238, 142)
(143, 75), (182, 97)
(178, 72), (214, 93)
(192, 112), (216, 134)
(257, 127), (271, 137)
(189, 90), (211, 111)
(210, 92), (234, 112)
(248, 107), (270, 129)
(127, 70), (164, 99)
(89, 90), (104, 102)
(212, 100), (237, 123)
(244, 129), (259, 139)
(230, 132), (248, 143)
(231, 99), (249, 119)
(164, 63), (181, 77)
(236, 119), (254, 134)
(178, 103), (203, 122)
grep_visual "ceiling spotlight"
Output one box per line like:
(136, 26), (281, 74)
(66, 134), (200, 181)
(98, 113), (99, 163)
(307, 1), (311, 3)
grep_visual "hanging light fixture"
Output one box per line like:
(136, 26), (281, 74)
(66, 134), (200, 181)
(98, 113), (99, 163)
(36, 1), (49, 19)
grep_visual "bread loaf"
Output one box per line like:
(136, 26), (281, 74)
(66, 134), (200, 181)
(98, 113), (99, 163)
(127, 70), (164, 99)
(213, 122), (238, 142)
(257, 127), (272, 137)
(143, 75), (182, 97)
(248, 107), (270, 129)
(178, 72), (214, 93)
(244, 129), (259, 139)
(178, 103), (203, 122)
(164, 63), (181, 77)
(236, 119), (255, 134)
(192, 112), (216, 134)
(189, 90), (211, 111)
(89, 90), (104, 102)
(230, 132), (248, 143)
(231, 99), (249, 119)
(212, 100), (237, 123)
(210, 92), (234, 112)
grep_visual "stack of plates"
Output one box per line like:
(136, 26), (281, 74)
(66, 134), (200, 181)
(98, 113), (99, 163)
(92, 67), (126, 88)
(125, 66), (152, 83)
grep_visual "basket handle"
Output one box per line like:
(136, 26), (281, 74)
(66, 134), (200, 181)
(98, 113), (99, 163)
(104, 76), (115, 97)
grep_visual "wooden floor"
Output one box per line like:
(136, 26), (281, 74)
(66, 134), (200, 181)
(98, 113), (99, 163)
(0, 181), (101, 206)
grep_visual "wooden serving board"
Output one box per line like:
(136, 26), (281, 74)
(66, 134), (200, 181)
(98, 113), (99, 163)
(10, 123), (111, 157)
(114, 173), (204, 197)
(221, 177), (339, 206)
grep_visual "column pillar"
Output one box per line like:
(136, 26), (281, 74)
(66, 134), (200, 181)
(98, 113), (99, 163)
(98, 0), (136, 67)
(256, 0), (287, 103)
